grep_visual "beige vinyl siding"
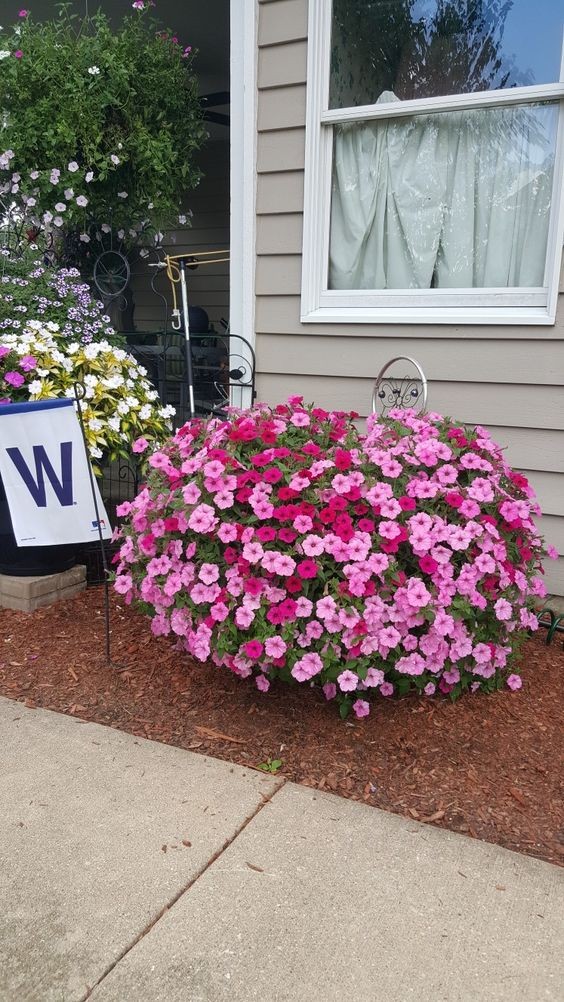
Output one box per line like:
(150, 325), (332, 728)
(131, 141), (229, 333)
(256, 0), (564, 595)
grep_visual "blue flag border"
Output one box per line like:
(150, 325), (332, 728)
(0, 398), (74, 417)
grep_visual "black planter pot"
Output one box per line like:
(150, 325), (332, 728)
(0, 476), (77, 577)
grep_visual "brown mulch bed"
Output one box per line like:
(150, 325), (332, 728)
(1, 587), (563, 866)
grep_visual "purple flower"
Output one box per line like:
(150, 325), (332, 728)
(4, 371), (25, 387)
(14, 50), (23, 59)
(0, 346), (10, 359)
(19, 355), (37, 371)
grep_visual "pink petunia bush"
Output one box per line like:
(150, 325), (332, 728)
(113, 398), (554, 718)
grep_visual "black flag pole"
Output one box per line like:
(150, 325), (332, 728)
(73, 381), (113, 667)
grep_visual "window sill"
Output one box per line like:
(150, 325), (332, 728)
(300, 306), (557, 327)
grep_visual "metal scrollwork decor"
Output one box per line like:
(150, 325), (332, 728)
(372, 356), (428, 417)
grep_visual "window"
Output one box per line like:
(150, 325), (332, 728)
(301, 0), (564, 324)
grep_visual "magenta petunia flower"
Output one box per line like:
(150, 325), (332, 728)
(243, 640), (264, 661)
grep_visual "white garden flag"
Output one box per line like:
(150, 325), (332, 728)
(0, 398), (111, 546)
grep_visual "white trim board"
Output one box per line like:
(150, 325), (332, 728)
(230, 0), (258, 406)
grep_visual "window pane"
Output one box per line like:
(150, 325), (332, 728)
(330, 0), (563, 108)
(328, 102), (557, 290)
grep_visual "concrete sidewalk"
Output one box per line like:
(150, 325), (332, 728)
(0, 698), (562, 1002)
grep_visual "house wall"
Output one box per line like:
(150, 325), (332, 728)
(255, 0), (564, 596)
(132, 140), (230, 334)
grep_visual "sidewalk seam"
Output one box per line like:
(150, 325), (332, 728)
(81, 777), (286, 1001)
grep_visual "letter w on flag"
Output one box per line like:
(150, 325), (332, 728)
(6, 442), (74, 508)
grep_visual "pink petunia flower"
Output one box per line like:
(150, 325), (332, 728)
(352, 699), (370, 718)
(337, 669), (358, 692)
(506, 674), (522, 691)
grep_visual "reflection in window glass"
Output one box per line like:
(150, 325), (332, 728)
(328, 102), (557, 290)
(330, 0), (563, 108)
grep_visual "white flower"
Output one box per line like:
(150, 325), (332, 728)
(64, 188), (74, 200)
(79, 233), (90, 243)
(27, 380), (42, 395)
(139, 404), (152, 420)
(76, 195), (88, 207)
(29, 170), (39, 180)
(83, 345), (99, 360)
(110, 154), (120, 165)
(88, 65), (100, 75)
(90, 446), (103, 459)
(178, 214), (187, 224)
(117, 191), (128, 199)
(108, 416), (121, 432)
(85, 171), (94, 183)
(67, 343), (80, 354)
(43, 211), (53, 223)
(26, 197), (36, 207)
(36, 368), (49, 377)
(117, 401), (130, 416)
(53, 216), (64, 227)
(0, 51), (11, 60)
(68, 161), (79, 172)
(55, 202), (66, 212)
(101, 223), (111, 233)
(88, 417), (103, 431)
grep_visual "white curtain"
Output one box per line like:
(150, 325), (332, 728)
(329, 93), (556, 290)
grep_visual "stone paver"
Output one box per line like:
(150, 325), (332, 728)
(0, 698), (279, 1002)
(90, 783), (564, 1002)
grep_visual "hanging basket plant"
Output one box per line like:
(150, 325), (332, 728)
(0, 3), (207, 258)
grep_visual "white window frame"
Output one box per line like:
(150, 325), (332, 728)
(301, 0), (564, 326)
